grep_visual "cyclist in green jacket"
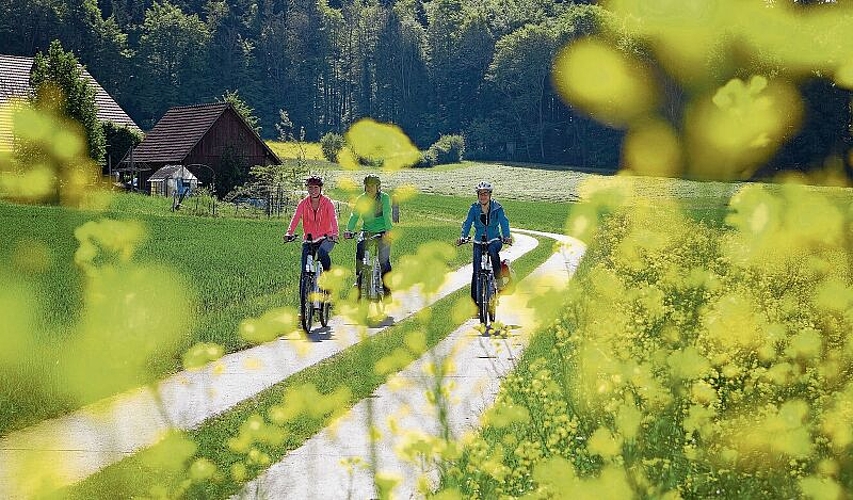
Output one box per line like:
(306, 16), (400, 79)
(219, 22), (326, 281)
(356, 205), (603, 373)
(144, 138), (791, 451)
(343, 174), (393, 298)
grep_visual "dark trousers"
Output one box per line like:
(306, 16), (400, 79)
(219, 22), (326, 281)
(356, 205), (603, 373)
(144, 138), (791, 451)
(471, 240), (502, 302)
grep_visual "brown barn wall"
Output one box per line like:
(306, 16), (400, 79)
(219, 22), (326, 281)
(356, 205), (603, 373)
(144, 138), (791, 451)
(186, 110), (274, 169)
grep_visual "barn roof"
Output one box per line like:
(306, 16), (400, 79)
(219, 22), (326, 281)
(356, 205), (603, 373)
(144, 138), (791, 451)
(123, 102), (279, 165)
(0, 54), (141, 133)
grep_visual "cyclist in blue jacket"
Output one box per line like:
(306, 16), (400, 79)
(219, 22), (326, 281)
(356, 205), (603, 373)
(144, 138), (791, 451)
(456, 181), (512, 304)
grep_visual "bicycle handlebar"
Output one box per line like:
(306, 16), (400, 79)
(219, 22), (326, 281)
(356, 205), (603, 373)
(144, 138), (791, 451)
(355, 231), (385, 242)
(284, 234), (333, 244)
(302, 234), (327, 245)
(457, 236), (510, 246)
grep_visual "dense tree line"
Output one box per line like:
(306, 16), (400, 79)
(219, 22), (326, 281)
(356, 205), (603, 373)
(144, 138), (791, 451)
(1, 0), (849, 172)
(0, 0), (622, 167)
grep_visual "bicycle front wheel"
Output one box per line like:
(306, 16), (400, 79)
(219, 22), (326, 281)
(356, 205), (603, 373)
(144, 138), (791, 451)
(300, 273), (315, 333)
(477, 274), (490, 326)
(372, 259), (384, 302)
(358, 265), (369, 302)
(371, 259), (386, 315)
(488, 276), (497, 322)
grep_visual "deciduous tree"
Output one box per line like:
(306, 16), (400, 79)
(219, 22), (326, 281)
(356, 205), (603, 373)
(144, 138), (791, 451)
(30, 40), (107, 164)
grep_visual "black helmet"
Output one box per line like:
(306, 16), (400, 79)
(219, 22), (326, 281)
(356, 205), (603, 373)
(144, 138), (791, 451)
(305, 175), (323, 187)
(364, 174), (381, 187)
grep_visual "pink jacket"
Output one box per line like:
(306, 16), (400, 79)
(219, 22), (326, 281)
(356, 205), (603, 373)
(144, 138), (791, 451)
(287, 195), (339, 238)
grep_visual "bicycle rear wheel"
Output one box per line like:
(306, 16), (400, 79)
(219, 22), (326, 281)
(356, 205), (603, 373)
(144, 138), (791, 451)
(319, 291), (330, 327)
(358, 266), (369, 302)
(300, 273), (315, 333)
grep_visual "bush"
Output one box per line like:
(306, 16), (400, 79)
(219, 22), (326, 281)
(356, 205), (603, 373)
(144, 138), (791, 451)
(319, 132), (345, 163)
(426, 134), (465, 166)
(416, 149), (436, 168)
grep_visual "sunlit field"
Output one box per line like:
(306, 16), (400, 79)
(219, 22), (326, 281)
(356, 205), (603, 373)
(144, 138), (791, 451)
(265, 141), (326, 162)
(329, 163), (742, 204)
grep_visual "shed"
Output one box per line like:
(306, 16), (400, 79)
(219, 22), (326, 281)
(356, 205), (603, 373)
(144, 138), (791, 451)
(148, 165), (199, 197)
(119, 103), (280, 196)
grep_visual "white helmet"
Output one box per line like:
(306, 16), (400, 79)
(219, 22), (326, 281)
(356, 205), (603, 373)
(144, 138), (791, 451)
(475, 181), (493, 192)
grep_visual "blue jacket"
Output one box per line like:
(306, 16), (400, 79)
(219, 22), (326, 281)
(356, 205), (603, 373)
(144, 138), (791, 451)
(461, 199), (510, 241)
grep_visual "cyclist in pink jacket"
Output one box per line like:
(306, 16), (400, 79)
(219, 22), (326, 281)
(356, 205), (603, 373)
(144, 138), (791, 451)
(284, 175), (339, 271)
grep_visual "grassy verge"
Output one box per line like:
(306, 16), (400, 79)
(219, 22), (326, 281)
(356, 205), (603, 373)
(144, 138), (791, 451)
(58, 234), (555, 500)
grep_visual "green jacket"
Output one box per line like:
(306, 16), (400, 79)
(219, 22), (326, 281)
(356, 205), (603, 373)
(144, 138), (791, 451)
(346, 191), (393, 233)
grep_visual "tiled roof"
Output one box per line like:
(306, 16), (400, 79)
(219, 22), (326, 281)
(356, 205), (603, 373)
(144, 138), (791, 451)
(0, 55), (33, 151)
(126, 103), (230, 163)
(83, 73), (140, 132)
(0, 55), (32, 100)
(0, 103), (15, 153)
(0, 53), (141, 133)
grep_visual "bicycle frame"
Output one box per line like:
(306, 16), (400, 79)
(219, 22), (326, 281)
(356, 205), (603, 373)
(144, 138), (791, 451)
(304, 239), (325, 306)
(460, 236), (501, 327)
(357, 231), (385, 303)
(294, 235), (332, 333)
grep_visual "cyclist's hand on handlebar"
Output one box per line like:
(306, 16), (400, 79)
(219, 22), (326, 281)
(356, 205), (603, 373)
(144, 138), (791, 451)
(343, 231), (354, 240)
(284, 233), (297, 243)
(456, 237), (469, 246)
(329, 234), (339, 243)
(502, 236), (513, 245)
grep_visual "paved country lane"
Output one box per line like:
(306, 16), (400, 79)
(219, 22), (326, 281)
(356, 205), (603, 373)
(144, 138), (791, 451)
(236, 230), (585, 499)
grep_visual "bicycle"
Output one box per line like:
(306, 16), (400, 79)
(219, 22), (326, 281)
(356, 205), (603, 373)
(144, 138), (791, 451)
(458, 235), (508, 329)
(356, 231), (386, 315)
(286, 234), (332, 333)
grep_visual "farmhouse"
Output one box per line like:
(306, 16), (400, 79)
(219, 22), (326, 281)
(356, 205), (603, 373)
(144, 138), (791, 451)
(0, 53), (141, 152)
(120, 103), (280, 196)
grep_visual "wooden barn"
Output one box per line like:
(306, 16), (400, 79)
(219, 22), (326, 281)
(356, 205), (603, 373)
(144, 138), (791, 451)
(119, 103), (280, 196)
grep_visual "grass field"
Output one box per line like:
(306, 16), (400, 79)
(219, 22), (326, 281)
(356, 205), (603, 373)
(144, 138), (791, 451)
(265, 141), (326, 162)
(0, 176), (574, 437)
(328, 162), (742, 204)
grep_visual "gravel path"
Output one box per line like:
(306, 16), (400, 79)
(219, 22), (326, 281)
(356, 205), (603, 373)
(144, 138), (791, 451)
(235, 229), (585, 500)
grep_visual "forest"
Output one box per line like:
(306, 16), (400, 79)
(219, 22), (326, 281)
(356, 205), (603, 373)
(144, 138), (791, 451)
(1, 0), (850, 172)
